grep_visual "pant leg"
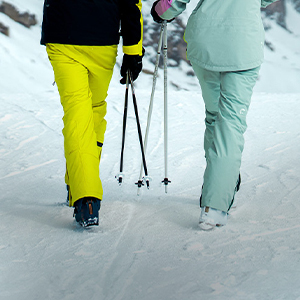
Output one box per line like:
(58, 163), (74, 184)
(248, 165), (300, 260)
(193, 64), (260, 212)
(84, 45), (117, 189)
(191, 63), (221, 156)
(46, 44), (116, 206)
(84, 46), (118, 159)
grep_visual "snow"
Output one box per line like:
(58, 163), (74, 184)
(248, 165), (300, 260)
(1, 1), (300, 300)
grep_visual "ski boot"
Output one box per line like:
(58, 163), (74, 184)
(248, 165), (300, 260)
(74, 197), (101, 227)
(199, 206), (227, 230)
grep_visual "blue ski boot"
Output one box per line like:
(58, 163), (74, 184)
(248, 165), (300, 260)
(74, 197), (101, 227)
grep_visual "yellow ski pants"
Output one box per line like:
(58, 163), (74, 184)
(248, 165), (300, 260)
(46, 44), (117, 206)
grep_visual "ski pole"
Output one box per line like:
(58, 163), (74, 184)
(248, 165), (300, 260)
(128, 72), (150, 188)
(116, 72), (130, 185)
(162, 21), (171, 193)
(117, 71), (149, 186)
(136, 22), (165, 194)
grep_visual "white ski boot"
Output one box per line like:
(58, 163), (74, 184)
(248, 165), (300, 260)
(199, 206), (227, 230)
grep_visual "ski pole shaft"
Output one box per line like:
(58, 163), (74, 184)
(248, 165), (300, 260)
(162, 21), (170, 193)
(128, 73), (149, 188)
(117, 72), (130, 184)
(137, 22), (165, 193)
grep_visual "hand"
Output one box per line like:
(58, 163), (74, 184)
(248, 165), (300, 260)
(151, 0), (175, 23)
(120, 48), (145, 84)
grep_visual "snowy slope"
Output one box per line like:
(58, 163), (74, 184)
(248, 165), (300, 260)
(0, 0), (51, 93)
(0, 0), (300, 94)
(1, 87), (300, 300)
(255, 1), (300, 92)
(1, 1), (300, 300)
(141, 0), (300, 93)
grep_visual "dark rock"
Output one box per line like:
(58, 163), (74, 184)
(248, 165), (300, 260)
(0, 1), (37, 28)
(0, 22), (9, 36)
(261, 0), (286, 28)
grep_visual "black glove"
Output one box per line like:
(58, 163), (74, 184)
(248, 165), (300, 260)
(120, 48), (145, 84)
(151, 0), (175, 23)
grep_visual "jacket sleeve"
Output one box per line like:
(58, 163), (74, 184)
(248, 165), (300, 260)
(155, 0), (190, 20)
(120, 0), (143, 56)
(261, 0), (279, 8)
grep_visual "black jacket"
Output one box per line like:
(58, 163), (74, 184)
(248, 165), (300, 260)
(41, 0), (143, 55)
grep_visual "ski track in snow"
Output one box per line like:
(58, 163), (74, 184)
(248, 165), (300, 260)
(1, 89), (300, 300)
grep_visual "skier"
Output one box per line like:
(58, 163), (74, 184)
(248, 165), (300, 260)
(151, 0), (278, 230)
(41, 0), (144, 227)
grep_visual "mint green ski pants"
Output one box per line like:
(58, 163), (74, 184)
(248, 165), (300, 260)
(191, 63), (260, 212)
